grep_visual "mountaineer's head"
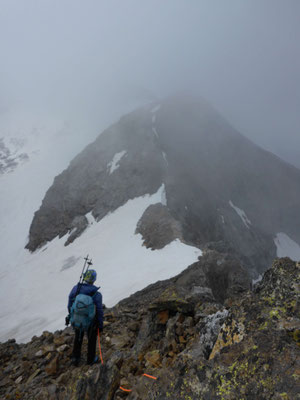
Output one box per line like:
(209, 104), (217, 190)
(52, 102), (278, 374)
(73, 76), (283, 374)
(83, 269), (97, 284)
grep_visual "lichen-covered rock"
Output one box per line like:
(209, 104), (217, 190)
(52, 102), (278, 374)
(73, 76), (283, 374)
(0, 258), (298, 399)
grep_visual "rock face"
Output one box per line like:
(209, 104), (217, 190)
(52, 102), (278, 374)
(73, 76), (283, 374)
(25, 95), (300, 274)
(1, 257), (298, 399)
(136, 203), (183, 249)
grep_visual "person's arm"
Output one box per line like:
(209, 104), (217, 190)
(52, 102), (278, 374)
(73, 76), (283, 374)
(94, 292), (104, 331)
(68, 285), (78, 313)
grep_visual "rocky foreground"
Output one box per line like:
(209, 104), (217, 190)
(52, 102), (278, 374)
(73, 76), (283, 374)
(0, 255), (299, 399)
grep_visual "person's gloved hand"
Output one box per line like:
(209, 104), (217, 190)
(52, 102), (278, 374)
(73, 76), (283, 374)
(65, 315), (70, 326)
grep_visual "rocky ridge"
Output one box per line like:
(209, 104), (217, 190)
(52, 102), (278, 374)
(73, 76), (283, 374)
(0, 257), (299, 399)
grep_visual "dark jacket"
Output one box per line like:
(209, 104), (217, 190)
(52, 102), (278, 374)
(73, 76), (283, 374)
(68, 283), (104, 330)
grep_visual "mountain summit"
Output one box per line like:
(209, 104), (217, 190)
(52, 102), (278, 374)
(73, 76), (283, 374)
(26, 95), (300, 275)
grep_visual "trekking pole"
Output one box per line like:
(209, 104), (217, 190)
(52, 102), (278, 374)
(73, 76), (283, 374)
(75, 255), (93, 297)
(80, 255), (91, 283)
(97, 328), (104, 365)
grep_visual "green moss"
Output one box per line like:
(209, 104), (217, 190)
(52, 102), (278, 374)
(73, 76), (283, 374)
(228, 361), (237, 372)
(269, 309), (280, 319)
(263, 295), (275, 306)
(259, 376), (275, 391)
(217, 374), (233, 399)
(258, 320), (269, 330)
(279, 393), (289, 399)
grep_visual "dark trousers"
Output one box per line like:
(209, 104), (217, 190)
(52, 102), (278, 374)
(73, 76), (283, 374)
(72, 323), (97, 364)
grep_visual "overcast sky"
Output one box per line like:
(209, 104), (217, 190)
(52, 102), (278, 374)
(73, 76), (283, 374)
(1, 0), (299, 167)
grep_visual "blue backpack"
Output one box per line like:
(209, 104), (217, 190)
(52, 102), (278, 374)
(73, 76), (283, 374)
(70, 293), (96, 331)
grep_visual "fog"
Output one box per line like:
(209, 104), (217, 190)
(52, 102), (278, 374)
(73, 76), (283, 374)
(1, 0), (299, 167)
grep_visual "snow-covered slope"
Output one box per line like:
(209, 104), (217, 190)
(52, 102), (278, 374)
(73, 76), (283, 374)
(0, 186), (201, 343)
(2, 96), (300, 343)
(0, 112), (201, 342)
(0, 112), (88, 267)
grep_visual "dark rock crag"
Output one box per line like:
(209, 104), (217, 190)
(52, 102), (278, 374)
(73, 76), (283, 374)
(1, 257), (299, 399)
(25, 95), (300, 275)
(135, 203), (183, 249)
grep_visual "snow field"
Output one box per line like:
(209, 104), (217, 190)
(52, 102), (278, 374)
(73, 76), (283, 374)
(274, 232), (300, 261)
(0, 186), (202, 343)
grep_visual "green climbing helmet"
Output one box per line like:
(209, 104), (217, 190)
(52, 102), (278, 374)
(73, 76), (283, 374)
(83, 269), (97, 284)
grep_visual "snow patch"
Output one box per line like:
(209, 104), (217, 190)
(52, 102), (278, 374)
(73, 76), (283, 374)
(274, 232), (300, 261)
(107, 150), (127, 174)
(86, 212), (96, 225)
(0, 186), (202, 342)
(229, 200), (251, 229)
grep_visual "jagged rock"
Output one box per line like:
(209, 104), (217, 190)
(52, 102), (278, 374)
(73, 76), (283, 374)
(209, 317), (245, 360)
(136, 203), (183, 249)
(43, 344), (55, 353)
(35, 350), (44, 357)
(149, 287), (194, 315)
(198, 309), (229, 359)
(0, 258), (298, 399)
(111, 335), (130, 349)
(119, 251), (251, 314)
(15, 376), (23, 384)
(57, 344), (69, 353)
(64, 215), (89, 246)
(0, 377), (10, 388)
(157, 310), (169, 325)
(45, 355), (59, 375)
(26, 368), (41, 384)
(145, 350), (161, 367)
(53, 336), (66, 346)
(186, 285), (215, 302)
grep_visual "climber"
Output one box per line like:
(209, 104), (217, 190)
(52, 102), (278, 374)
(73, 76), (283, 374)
(67, 269), (104, 366)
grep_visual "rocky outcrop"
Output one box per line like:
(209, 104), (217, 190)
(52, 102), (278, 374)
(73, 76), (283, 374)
(118, 249), (251, 308)
(25, 109), (165, 252)
(136, 203), (183, 249)
(1, 257), (298, 399)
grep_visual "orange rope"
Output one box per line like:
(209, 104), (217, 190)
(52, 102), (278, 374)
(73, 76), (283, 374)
(120, 386), (132, 392)
(118, 372), (157, 393)
(97, 328), (104, 364)
(143, 373), (157, 380)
